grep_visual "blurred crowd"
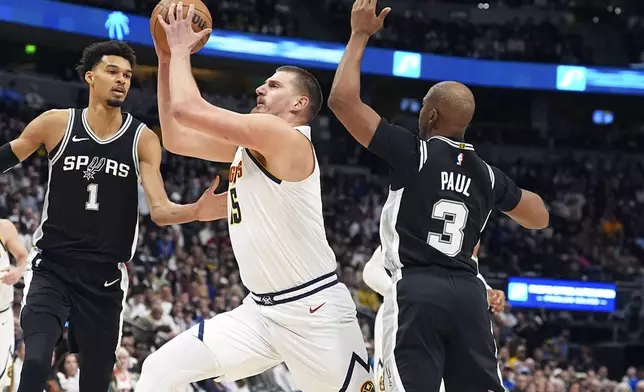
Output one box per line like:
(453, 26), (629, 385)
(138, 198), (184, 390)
(60, 0), (596, 64)
(2, 62), (644, 390)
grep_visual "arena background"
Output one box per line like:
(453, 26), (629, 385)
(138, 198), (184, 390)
(2, 0), (644, 390)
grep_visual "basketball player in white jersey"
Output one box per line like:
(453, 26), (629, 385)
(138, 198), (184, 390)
(136, 4), (373, 391)
(0, 219), (29, 391)
(363, 243), (505, 391)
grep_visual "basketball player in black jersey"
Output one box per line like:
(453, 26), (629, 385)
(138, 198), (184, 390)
(0, 41), (226, 392)
(328, 1), (549, 391)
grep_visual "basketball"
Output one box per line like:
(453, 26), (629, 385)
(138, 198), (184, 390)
(150, 0), (212, 54)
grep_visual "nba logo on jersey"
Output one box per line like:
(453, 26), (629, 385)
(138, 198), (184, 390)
(456, 153), (463, 166)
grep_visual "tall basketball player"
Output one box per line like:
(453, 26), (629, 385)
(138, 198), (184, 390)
(135, 4), (373, 391)
(0, 219), (28, 391)
(0, 41), (226, 392)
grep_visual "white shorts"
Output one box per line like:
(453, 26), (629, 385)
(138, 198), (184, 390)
(0, 306), (14, 389)
(136, 280), (373, 392)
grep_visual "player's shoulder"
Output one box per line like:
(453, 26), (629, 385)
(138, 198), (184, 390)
(0, 219), (18, 238)
(33, 109), (72, 127)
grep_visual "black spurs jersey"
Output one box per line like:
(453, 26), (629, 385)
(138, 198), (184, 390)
(368, 118), (522, 274)
(33, 108), (144, 265)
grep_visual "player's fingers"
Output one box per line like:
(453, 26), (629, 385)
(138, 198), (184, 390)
(186, 4), (195, 23)
(197, 28), (212, 42)
(157, 14), (170, 30)
(167, 3), (177, 23)
(210, 175), (220, 192)
(176, 2), (184, 22)
(378, 7), (391, 22)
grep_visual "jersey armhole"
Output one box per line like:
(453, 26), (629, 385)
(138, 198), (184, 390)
(49, 109), (75, 166)
(132, 123), (146, 182)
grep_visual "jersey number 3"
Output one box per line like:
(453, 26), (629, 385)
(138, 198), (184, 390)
(427, 199), (468, 257)
(230, 187), (242, 224)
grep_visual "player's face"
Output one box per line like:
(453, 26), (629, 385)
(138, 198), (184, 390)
(86, 55), (133, 108)
(418, 92), (437, 140)
(252, 71), (306, 118)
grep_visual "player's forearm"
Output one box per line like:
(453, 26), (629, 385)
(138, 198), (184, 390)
(150, 202), (198, 226)
(168, 51), (202, 110)
(328, 33), (369, 105)
(0, 143), (21, 173)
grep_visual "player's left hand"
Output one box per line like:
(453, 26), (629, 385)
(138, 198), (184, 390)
(351, 0), (391, 37)
(195, 176), (228, 222)
(157, 2), (212, 54)
(0, 264), (26, 285)
(487, 289), (506, 313)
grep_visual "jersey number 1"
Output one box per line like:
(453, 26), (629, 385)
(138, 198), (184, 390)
(427, 199), (468, 257)
(85, 183), (99, 211)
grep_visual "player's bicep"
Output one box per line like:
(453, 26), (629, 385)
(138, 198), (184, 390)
(489, 166), (522, 212)
(138, 131), (170, 207)
(367, 118), (421, 184)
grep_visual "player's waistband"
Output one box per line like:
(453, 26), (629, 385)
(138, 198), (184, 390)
(250, 272), (338, 306)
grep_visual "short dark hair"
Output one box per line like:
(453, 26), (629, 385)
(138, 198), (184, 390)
(277, 65), (323, 122)
(75, 41), (137, 81)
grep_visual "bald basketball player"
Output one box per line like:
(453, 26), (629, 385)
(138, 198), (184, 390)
(328, 1), (548, 390)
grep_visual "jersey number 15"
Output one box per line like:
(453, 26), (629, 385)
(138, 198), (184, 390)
(230, 187), (242, 224)
(427, 199), (469, 257)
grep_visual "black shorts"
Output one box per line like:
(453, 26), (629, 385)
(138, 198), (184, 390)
(21, 253), (127, 353)
(382, 266), (504, 392)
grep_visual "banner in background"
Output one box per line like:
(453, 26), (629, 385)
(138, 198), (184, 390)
(2, 0), (644, 95)
(507, 277), (617, 313)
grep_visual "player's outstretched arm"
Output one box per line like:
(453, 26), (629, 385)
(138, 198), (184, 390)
(490, 166), (549, 229)
(0, 219), (29, 285)
(0, 109), (68, 173)
(328, 0), (391, 148)
(362, 246), (392, 297)
(504, 189), (549, 230)
(154, 39), (236, 163)
(138, 128), (228, 226)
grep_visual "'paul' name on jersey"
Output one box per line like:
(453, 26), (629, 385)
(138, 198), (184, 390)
(62, 156), (130, 179)
(441, 171), (471, 197)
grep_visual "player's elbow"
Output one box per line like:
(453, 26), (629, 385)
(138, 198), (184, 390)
(507, 192), (549, 230)
(149, 209), (171, 227)
(169, 99), (198, 126)
(327, 93), (353, 113)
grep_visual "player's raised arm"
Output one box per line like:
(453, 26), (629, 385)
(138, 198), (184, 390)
(137, 128), (227, 226)
(328, 0), (391, 148)
(154, 39), (237, 163)
(489, 165), (549, 229)
(0, 109), (68, 173)
(158, 5), (305, 161)
(0, 219), (28, 285)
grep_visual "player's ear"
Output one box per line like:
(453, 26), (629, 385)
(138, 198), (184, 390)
(84, 71), (94, 86)
(428, 108), (438, 126)
(294, 96), (309, 112)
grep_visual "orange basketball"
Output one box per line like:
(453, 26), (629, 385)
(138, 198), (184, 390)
(150, 0), (212, 54)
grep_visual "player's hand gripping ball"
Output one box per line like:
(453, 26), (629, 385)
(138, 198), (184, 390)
(150, 0), (212, 54)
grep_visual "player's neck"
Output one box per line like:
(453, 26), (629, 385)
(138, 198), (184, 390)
(85, 101), (123, 139)
(428, 128), (465, 141)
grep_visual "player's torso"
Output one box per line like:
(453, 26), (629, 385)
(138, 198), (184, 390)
(0, 239), (12, 308)
(382, 137), (494, 273)
(227, 126), (336, 293)
(34, 108), (143, 265)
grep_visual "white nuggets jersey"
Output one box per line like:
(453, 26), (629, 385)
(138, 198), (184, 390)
(0, 240), (12, 309)
(227, 126), (336, 293)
